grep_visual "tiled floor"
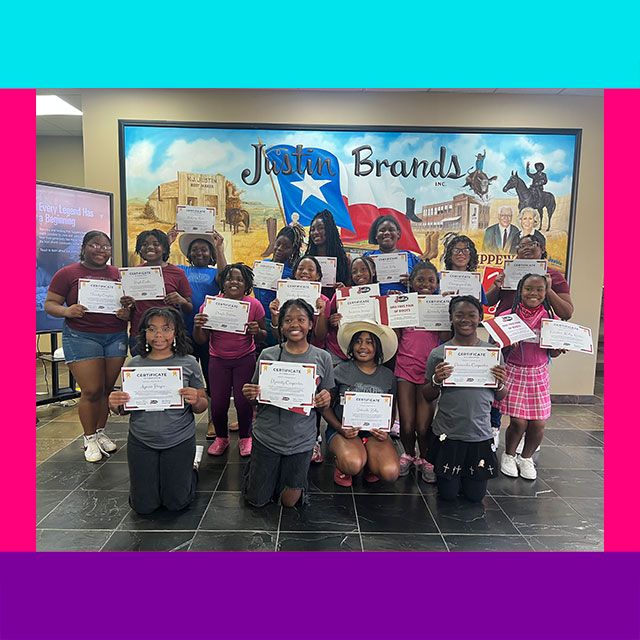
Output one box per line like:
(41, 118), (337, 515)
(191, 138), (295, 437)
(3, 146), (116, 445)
(36, 361), (604, 552)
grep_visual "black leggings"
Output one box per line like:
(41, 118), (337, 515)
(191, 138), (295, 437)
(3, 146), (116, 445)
(436, 475), (488, 503)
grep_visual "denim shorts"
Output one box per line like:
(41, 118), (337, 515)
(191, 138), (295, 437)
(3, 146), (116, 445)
(62, 324), (128, 363)
(242, 438), (313, 507)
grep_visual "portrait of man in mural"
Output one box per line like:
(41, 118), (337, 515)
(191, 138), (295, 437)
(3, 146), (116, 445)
(482, 206), (520, 254)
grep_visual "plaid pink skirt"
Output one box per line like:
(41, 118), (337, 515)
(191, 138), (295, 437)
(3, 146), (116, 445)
(495, 362), (551, 420)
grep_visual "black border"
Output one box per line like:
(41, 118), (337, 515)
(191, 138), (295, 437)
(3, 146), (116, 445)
(117, 120), (581, 281)
(36, 181), (115, 334)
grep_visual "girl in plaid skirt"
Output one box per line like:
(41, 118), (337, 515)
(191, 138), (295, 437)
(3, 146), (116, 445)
(498, 274), (566, 480)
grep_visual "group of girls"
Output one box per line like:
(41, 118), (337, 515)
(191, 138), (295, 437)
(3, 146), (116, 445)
(46, 211), (571, 515)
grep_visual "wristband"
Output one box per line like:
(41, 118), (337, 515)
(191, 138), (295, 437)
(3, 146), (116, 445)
(496, 383), (505, 391)
(270, 322), (278, 329)
(431, 374), (443, 387)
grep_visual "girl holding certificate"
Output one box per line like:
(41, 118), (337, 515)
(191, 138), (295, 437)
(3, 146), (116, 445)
(174, 231), (228, 438)
(364, 215), (421, 295)
(395, 261), (450, 483)
(323, 322), (400, 487)
(305, 209), (351, 296)
(241, 299), (334, 508)
(326, 256), (379, 365)
(253, 224), (306, 345)
(121, 229), (194, 354)
(108, 308), (208, 514)
(423, 296), (507, 503)
(441, 235), (488, 305)
(44, 231), (129, 463)
(497, 275), (566, 481)
(193, 263), (267, 458)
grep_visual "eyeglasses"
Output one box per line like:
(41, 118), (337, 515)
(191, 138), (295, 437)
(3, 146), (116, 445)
(452, 247), (470, 254)
(517, 241), (540, 249)
(145, 326), (175, 335)
(87, 243), (112, 251)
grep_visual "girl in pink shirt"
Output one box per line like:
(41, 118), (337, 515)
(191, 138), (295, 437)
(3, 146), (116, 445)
(193, 263), (267, 457)
(395, 260), (451, 482)
(498, 274), (566, 481)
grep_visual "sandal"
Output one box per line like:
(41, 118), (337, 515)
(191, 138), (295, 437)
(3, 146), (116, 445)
(333, 466), (352, 487)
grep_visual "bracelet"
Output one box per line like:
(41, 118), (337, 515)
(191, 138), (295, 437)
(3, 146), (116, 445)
(496, 383), (505, 391)
(431, 374), (443, 387)
(270, 322), (278, 329)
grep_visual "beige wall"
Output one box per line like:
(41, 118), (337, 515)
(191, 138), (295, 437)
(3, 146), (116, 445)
(36, 136), (84, 187)
(79, 89), (603, 396)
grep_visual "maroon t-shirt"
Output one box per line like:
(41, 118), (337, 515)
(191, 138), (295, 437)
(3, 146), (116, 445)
(494, 268), (571, 317)
(130, 263), (193, 335)
(48, 263), (127, 334)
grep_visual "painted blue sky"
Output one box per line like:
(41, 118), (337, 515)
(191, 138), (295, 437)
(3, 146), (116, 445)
(124, 125), (577, 209)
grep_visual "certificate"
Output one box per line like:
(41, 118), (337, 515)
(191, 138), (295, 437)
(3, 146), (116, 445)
(342, 392), (393, 431)
(122, 366), (184, 411)
(378, 292), (420, 329)
(336, 283), (380, 300)
(370, 253), (408, 283)
(258, 361), (317, 412)
(439, 271), (482, 299)
(336, 296), (380, 325)
(253, 260), (284, 290)
(201, 295), (250, 334)
(540, 319), (594, 354)
(276, 279), (321, 313)
(315, 257), (337, 286)
(119, 266), (166, 301)
(482, 314), (536, 348)
(417, 295), (450, 331)
(502, 259), (547, 290)
(175, 205), (216, 233)
(77, 278), (122, 314)
(443, 346), (501, 387)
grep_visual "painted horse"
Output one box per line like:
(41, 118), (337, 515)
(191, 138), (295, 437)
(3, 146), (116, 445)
(502, 171), (556, 232)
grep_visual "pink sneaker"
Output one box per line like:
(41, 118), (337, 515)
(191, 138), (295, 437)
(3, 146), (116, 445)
(415, 457), (437, 483)
(398, 453), (414, 477)
(239, 437), (252, 457)
(207, 437), (229, 456)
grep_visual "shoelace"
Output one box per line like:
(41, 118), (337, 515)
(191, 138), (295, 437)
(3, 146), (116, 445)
(86, 436), (110, 459)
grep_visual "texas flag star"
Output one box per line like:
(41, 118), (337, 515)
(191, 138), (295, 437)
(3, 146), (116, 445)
(290, 173), (331, 205)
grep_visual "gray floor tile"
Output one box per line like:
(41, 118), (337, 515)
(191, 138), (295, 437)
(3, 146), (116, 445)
(37, 529), (112, 552)
(538, 469), (604, 498)
(362, 533), (447, 551)
(37, 490), (72, 525)
(277, 532), (362, 551)
(190, 530), (277, 552)
(38, 490), (131, 530)
(199, 492), (281, 531)
(525, 534), (604, 551)
(102, 530), (195, 552)
(444, 535), (532, 552)
(280, 494), (357, 532)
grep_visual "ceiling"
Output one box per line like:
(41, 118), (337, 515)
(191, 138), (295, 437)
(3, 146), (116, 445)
(35, 88), (604, 137)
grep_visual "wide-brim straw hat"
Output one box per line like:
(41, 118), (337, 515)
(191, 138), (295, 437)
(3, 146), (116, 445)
(178, 232), (215, 258)
(337, 321), (398, 363)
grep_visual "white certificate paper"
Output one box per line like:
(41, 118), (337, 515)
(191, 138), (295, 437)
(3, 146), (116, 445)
(379, 292), (420, 328)
(502, 259), (547, 290)
(370, 253), (408, 283)
(439, 271), (482, 300)
(119, 266), (166, 301)
(315, 257), (337, 286)
(175, 205), (216, 233)
(336, 296), (380, 325)
(540, 319), (594, 354)
(258, 361), (316, 412)
(336, 283), (380, 300)
(482, 314), (536, 348)
(201, 296), (250, 334)
(417, 295), (450, 331)
(443, 346), (501, 388)
(342, 392), (393, 431)
(253, 260), (284, 290)
(122, 366), (184, 411)
(276, 279), (321, 313)
(77, 279), (122, 314)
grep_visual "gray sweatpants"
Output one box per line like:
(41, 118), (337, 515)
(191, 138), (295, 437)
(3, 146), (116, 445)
(127, 432), (198, 514)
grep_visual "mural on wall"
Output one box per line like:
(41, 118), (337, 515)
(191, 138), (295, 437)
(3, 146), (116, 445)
(119, 123), (580, 308)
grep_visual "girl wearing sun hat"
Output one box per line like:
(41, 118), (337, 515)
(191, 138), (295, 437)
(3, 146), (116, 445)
(322, 321), (400, 487)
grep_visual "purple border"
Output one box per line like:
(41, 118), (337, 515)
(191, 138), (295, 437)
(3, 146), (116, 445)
(1, 553), (639, 639)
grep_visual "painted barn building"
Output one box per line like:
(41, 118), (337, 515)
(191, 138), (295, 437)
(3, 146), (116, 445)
(413, 193), (490, 232)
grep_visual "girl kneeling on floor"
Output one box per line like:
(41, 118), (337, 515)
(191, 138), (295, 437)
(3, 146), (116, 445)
(109, 308), (208, 514)
(242, 299), (334, 508)
(323, 322), (400, 487)
(423, 296), (507, 503)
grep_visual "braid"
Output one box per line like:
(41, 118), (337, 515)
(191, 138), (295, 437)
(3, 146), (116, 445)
(277, 224), (306, 266)
(512, 273), (555, 318)
(216, 262), (254, 295)
(306, 210), (350, 284)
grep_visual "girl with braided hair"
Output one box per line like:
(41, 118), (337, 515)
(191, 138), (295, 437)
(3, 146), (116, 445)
(497, 274), (566, 481)
(254, 224), (306, 345)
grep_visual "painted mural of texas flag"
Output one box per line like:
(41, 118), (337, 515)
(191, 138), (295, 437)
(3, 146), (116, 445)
(265, 144), (421, 253)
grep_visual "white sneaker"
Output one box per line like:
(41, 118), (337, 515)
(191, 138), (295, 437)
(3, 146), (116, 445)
(83, 434), (103, 463)
(500, 453), (518, 478)
(492, 427), (500, 449)
(95, 429), (117, 453)
(516, 455), (537, 480)
(194, 445), (204, 470)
